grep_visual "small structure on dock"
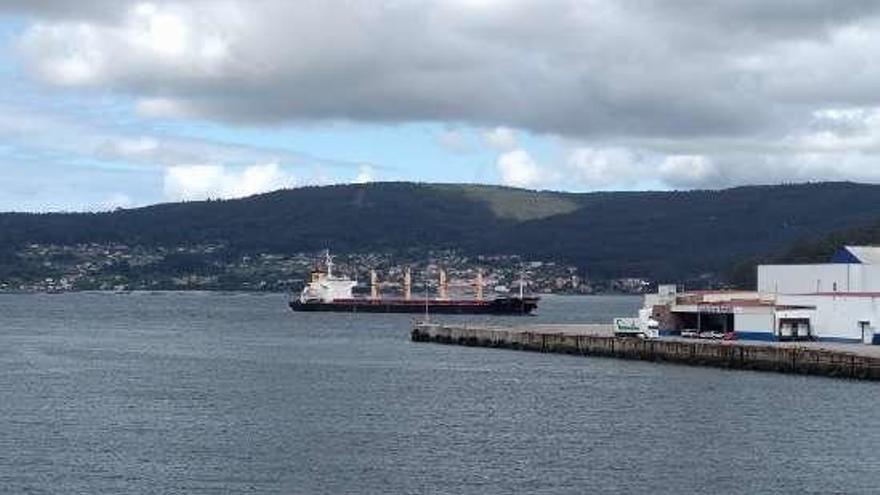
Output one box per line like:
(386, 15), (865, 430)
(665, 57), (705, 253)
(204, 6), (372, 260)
(613, 308), (659, 339)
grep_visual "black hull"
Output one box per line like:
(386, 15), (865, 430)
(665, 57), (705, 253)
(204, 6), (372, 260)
(289, 297), (538, 315)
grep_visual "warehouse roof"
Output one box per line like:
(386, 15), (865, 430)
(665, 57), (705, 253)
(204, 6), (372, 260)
(830, 246), (880, 264)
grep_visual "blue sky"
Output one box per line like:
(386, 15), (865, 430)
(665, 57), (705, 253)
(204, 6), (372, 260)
(3, 2), (880, 211)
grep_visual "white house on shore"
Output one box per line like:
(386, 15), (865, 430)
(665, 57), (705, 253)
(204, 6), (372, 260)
(644, 246), (880, 344)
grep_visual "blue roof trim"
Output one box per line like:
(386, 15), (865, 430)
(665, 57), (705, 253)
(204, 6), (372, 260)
(830, 247), (862, 264)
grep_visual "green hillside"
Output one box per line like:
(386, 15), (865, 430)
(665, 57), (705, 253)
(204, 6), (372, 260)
(726, 217), (880, 288)
(2, 181), (880, 282)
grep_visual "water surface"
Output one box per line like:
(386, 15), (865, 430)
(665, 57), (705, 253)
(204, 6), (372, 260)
(0, 293), (877, 494)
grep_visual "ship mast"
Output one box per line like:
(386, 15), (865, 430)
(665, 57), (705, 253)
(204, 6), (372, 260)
(438, 268), (449, 300)
(519, 269), (525, 299)
(324, 250), (334, 278)
(424, 269), (430, 322)
(370, 269), (380, 300)
(403, 266), (412, 301)
(475, 269), (484, 301)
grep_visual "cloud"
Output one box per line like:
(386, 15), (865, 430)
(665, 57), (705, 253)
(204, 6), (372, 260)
(96, 192), (134, 211)
(18, 0), (880, 139)
(19, 2), (234, 87)
(95, 136), (159, 159)
(162, 163), (296, 201)
(658, 155), (720, 188)
(0, 100), (363, 173)
(11, 1), (880, 191)
(566, 147), (644, 188)
(436, 128), (474, 154)
(0, 97), (376, 210)
(483, 127), (518, 151)
(135, 97), (191, 119)
(496, 149), (545, 188)
(354, 164), (375, 183)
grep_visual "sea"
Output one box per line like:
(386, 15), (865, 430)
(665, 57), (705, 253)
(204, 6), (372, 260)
(0, 292), (877, 494)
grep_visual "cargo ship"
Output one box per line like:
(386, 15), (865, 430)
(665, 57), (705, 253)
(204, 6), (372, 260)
(289, 252), (538, 315)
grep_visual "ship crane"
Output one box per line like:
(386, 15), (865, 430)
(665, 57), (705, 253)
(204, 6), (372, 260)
(403, 267), (412, 301)
(324, 250), (335, 278)
(370, 269), (380, 300)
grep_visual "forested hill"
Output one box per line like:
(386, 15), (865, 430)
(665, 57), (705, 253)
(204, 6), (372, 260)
(3, 181), (880, 281)
(726, 216), (880, 288)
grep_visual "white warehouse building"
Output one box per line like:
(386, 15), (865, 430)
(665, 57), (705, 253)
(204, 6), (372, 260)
(645, 246), (880, 344)
(757, 263), (880, 294)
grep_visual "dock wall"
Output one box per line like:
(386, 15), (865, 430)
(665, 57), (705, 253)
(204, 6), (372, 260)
(412, 323), (880, 381)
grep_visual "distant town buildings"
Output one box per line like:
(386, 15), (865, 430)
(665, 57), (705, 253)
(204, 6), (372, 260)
(0, 243), (654, 295)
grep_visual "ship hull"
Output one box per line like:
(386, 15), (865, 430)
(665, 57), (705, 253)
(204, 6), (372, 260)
(289, 297), (538, 315)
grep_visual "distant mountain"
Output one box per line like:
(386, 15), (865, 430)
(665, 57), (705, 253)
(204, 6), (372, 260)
(3, 181), (880, 282)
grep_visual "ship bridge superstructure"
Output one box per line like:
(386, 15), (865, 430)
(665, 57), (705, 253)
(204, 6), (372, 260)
(299, 252), (356, 303)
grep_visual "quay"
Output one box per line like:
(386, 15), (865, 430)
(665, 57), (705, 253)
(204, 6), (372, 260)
(411, 322), (880, 381)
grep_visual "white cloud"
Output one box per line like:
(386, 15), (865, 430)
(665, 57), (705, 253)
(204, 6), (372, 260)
(483, 127), (518, 151)
(12, 1), (880, 193)
(13, 1), (880, 143)
(566, 147), (644, 188)
(96, 136), (159, 159)
(496, 149), (544, 188)
(19, 1), (235, 87)
(355, 164), (375, 183)
(658, 155), (719, 188)
(96, 192), (134, 211)
(437, 128), (474, 153)
(790, 107), (880, 152)
(163, 163), (296, 201)
(20, 23), (104, 85)
(0, 100), (367, 173)
(132, 3), (190, 56)
(135, 97), (190, 119)
(0, 99), (382, 210)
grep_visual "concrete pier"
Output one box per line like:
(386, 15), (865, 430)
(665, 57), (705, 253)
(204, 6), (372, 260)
(412, 322), (880, 381)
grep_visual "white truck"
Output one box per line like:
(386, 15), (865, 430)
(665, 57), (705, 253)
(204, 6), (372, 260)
(613, 308), (659, 339)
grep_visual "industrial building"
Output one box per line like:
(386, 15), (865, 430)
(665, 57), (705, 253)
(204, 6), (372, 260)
(645, 246), (880, 344)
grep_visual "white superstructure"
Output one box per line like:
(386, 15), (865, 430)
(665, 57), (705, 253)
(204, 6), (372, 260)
(298, 252), (356, 303)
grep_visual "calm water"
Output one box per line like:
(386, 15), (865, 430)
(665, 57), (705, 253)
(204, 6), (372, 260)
(0, 293), (877, 494)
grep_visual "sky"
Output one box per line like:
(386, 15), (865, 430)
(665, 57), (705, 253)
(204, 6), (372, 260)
(3, 1), (880, 211)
